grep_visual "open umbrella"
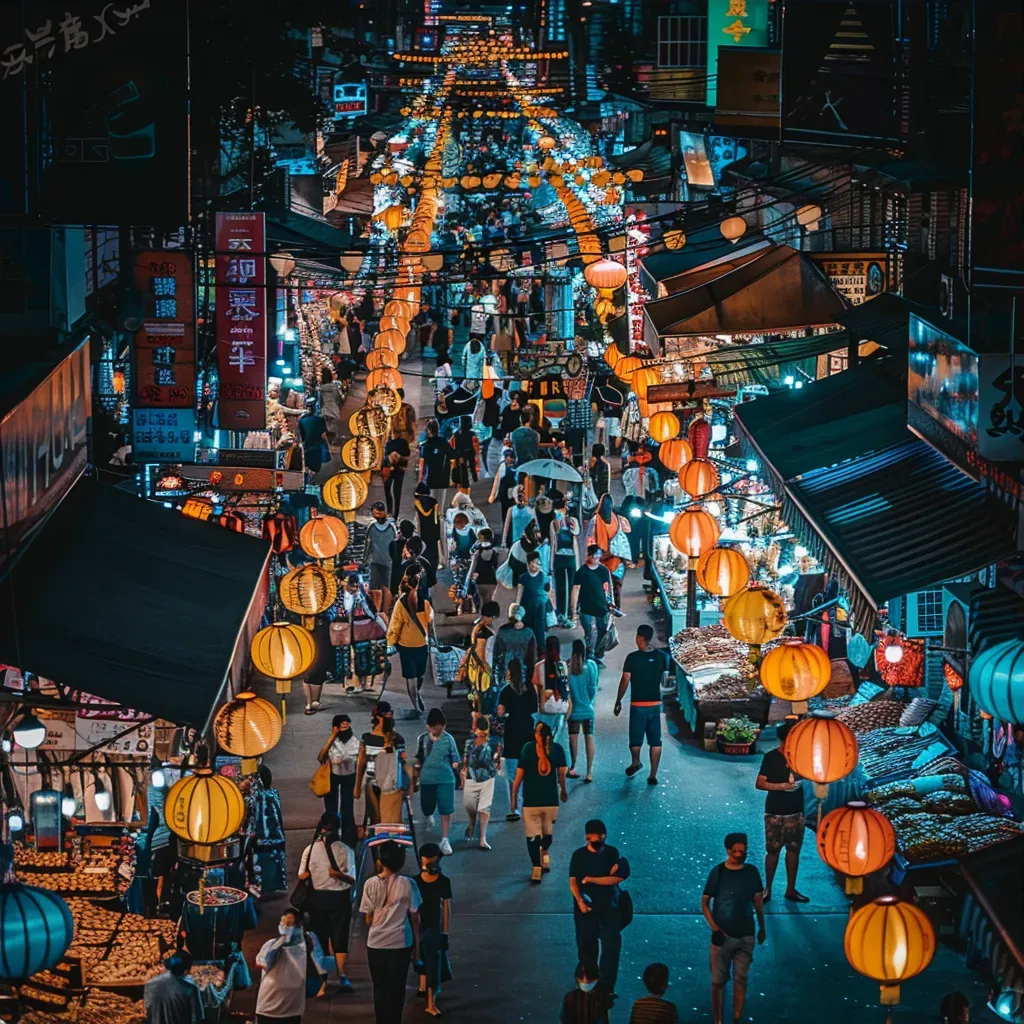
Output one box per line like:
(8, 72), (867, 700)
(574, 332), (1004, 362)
(516, 459), (583, 483)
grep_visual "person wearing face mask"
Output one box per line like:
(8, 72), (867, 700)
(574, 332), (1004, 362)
(413, 482), (442, 572)
(414, 843), (452, 1017)
(318, 715), (360, 846)
(516, 549), (552, 649)
(701, 833), (766, 1024)
(559, 961), (611, 1024)
(255, 908), (327, 1024)
(356, 702), (408, 827)
(333, 573), (388, 696)
(585, 493), (631, 610)
(364, 502), (398, 607)
(569, 820), (630, 1003)
(549, 492), (580, 627)
(502, 484), (536, 550)
(468, 527), (499, 607)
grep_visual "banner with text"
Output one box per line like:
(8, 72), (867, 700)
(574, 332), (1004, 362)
(215, 213), (267, 429)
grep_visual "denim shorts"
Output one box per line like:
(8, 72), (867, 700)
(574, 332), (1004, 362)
(420, 783), (456, 816)
(628, 704), (662, 747)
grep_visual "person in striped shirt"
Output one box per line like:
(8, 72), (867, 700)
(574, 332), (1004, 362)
(629, 963), (678, 1024)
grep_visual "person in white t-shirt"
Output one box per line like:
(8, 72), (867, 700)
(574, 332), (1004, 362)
(360, 840), (422, 1024)
(297, 812), (356, 995)
(318, 715), (361, 846)
(255, 908), (327, 1024)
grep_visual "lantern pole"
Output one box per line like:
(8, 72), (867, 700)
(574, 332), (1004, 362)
(686, 557), (698, 628)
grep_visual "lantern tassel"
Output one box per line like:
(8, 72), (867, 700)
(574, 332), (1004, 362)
(879, 984), (900, 1006)
(241, 757), (258, 776)
(845, 876), (863, 895)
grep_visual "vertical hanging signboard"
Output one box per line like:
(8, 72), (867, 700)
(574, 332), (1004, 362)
(215, 213), (267, 429)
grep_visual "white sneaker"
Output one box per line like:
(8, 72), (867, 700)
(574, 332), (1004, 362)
(425, 815), (436, 829)
(439, 837), (453, 856)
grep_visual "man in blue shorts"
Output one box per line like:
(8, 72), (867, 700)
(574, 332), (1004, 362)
(613, 623), (668, 785)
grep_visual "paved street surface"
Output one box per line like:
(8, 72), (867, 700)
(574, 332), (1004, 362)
(239, 355), (989, 1022)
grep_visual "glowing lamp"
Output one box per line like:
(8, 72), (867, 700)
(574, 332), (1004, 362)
(165, 767), (246, 845)
(251, 621), (317, 721)
(679, 457), (719, 498)
(783, 711), (858, 799)
(668, 505), (720, 564)
(659, 438), (693, 473)
(321, 472), (368, 514)
(584, 259), (628, 292)
(817, 801), (895, 894)
(844, 896), (935, 1007)
(299, 513), (349, 561)
(695, 546), (750, 598)
(13, 713), (46, 750)
(723, 584), (788, 657)
(366, 367), (403, 393)
(648, 412), (680, 443)
(759, 640), (831, 712)
(342, 434), (381, 472)
(0, 869), (73, 979)
(720, 216), (747, 243)
(268, 252), (295, 276)
(969, 638), (1024, 723)
(279, 564), (338, 624)
(214, 691), (283, 773)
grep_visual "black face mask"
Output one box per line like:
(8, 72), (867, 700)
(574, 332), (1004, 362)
(337, 728), (353, 742)
(423, 860), (441, 874)
(589, 839), (605, 852)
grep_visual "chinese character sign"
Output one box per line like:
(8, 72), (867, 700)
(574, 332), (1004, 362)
(706, 0), (768, 106)
(215, 212), (267, 429)
(133, 250), (195, 407)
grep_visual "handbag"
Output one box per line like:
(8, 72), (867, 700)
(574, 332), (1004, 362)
(304, 935), (323, 997)
(617, 889), (634, 930)
(596, 622), (619, 657)
(545, 605), (558, 629)
(309, 760), (331, 797)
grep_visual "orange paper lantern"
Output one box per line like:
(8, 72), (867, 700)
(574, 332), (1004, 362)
(659, 438), (693, 473)
(299, 514), (350, 560)
(366, 348), (399, 371)
(817, 801), (895, 894)
(783, 712), (859, 797)
(723, 584), (788, 652)
(366, 367), (403, 392)
(678, 457), (719, 498)
(759, 640), (831, 711)
(583, 258), (628, 291)
(695, 546), (750, 598)
(668, 505), (720, 562)
(615, 356), (642, 383)
(648, 412), (680, 442)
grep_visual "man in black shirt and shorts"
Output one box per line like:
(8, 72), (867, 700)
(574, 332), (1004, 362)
(754, 718), (809, 903)
(613, 624), (668, 785)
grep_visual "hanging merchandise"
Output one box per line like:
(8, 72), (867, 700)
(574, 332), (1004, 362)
(874, 632), (926, 688)
(262, 512), (298, 554)
(688, 415), (711, 458)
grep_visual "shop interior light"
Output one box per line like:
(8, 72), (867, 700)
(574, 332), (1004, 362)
(93, 777), (111, 812)
(151, 766), (167, 789)
(884, 644), (904, 664)
(7, 811), (23, 833)
(61, 787), (76, 817)
(794, 545), (808, 558)
(784, 375), (794, 386)
(14, 713), (46, 750)
(746, 459), (758, 472)
(794, 381), (804, 389)
(2, 739), (11, 753)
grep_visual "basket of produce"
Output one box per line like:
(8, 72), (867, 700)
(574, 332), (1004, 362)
(716, 715), (760, 755)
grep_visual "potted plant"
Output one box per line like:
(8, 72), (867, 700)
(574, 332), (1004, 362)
(716, 716), (760, 755)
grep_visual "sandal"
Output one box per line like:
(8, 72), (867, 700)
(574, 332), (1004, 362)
(584, 775), (593, 783)
(304, 706), (315, 715)
(566, 770), (580, 779)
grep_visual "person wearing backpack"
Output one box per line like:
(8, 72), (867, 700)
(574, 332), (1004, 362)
(569, 820), (631, 1003)
(701, 833), (766, 1024)
(412, 709), (461, 857)
(296, 812), (356, 996)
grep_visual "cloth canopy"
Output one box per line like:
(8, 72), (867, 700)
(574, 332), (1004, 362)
(707, 334), (859, 386)
(644, 245), (846, 338)
(0, 482), (271, 728)
(638, 226), (770, 296)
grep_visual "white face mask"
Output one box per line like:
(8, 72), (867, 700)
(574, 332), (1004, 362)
(578, 980), (597, 992)
(278, 924), (294, 938)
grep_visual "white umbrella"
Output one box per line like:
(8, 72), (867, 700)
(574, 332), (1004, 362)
(516, 459), (583, 483)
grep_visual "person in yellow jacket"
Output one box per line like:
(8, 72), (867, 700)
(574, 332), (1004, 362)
(387, 572), (435, 712)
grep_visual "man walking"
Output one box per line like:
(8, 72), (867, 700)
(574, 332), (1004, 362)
(701, 833), (766, 1024)
(569, 820), (629, 1002)
(570, 545), (615, 666)
(613, 624), (668, 785)
(755, 718), (809, 903)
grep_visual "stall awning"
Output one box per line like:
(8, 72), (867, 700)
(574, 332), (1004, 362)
(0, 482), (271, 728)
(645, 244), (846, 337)
(969, 586), (1024, 658)
(268, 208), (356, 251)
(829, 292), (920, 354)
(707, 333), (855, 386)
(732, 356), (908, 479)
(607, 140), (672, 177)
(960, 835), (1024, 993)
(638, 226), (771, 296)
(789, 437), (1018, 621)
(330, 176), (375, 217)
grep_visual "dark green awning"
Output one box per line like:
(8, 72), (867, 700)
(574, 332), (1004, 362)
(708, 333), (853, 386)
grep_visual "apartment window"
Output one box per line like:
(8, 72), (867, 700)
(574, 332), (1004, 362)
(657, 15), (706, 68)
(916, 588), (944, 634)
(544, 0), (566, 41)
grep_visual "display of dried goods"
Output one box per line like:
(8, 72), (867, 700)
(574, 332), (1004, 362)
(855, 727), (946, 779)
(14, 848), (69, 869)
(836, 699), (906, 734)
(29, 971), (71, 991)
(696, 672), (750, 701)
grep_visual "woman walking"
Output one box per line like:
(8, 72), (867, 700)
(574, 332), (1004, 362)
(461, 715), (501, 850)
(496, 660), (537, 821)
(317, 715), (360, 847)
(360, 840), (421, 1024)
(550, 497), (580, 626)
(383, 425), (411, 519)
(335, 573), (388, 695)
(501, 484), (535, 550)
(468, 527), (499, 607)
(566, 639), (599, 782)
(449, 415), (479, 489)
(532, 635), (571, 760)
(511, 721), (568, 884)
(414, 843), (452, 1017)
(489, 449), (519, 533)
(586, 493), (631, 610)
(413, 482), (442, 572)
(297, 811), (356, 995)
(419, 418), (453, 517)
(355, 701), (408, 827)
(516, 549), (552, 649)
(386, 574), (434, 713)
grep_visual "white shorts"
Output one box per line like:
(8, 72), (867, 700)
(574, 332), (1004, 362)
(463, 777), (496, 814)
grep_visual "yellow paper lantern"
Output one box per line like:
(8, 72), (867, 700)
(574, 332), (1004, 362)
(251, 622), (316, 681)
(603, 342), (622, 370)
(322, 472), (368, 513)
(648, 411), (680, 442)
(382, 205), (404, 231)
(759, 640), (832, 712)
(279, 564), (338, 621)
(375, 331), (407, 357)
(366, 367), (403, 392)
(615, 356), (642, 383)
(844, 896), (935, 1006)
(350, 404), (390, 438)
(366, 348), (400, 371)
(723, 584), (788, 654)
(368, 385), (402, 417)
(664, 229), (686, 250)
(342, 434), (381, 472)
(165, 768), (246, 845)
(214, 691), (282, 772)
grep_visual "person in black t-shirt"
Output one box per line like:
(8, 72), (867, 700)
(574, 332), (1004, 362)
(755, 718), (808, 904)
(613, 625), (669, 785)
(419, 419), (453, 514)
(383, 428), (411, 519)
(701, 833), (765, 1024)
(559, 961), (611, 1024)
(414, 842), (452, 1017)
(568, 819), (629, 997)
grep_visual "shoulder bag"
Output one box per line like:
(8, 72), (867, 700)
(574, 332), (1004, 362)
(309, 759), (331, 797)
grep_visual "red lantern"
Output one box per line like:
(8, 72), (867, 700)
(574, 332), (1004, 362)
(874, 632), (925, 687)
(262, 512), (298, 554)
(942, 662), (963, 692)
(688, 416), (711, 459)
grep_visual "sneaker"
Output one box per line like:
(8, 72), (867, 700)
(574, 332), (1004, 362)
(311, 701), (323, 710)
(439, 837), (453, 856)
(506, 812), (520, 822)
(337, 977), (355, 994)
(426, 815), (436, 829)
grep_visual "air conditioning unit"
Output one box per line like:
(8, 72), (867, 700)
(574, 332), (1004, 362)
(939, 273), (954, 318)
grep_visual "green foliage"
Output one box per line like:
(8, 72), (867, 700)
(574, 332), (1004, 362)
(716, 716), (759, 744)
